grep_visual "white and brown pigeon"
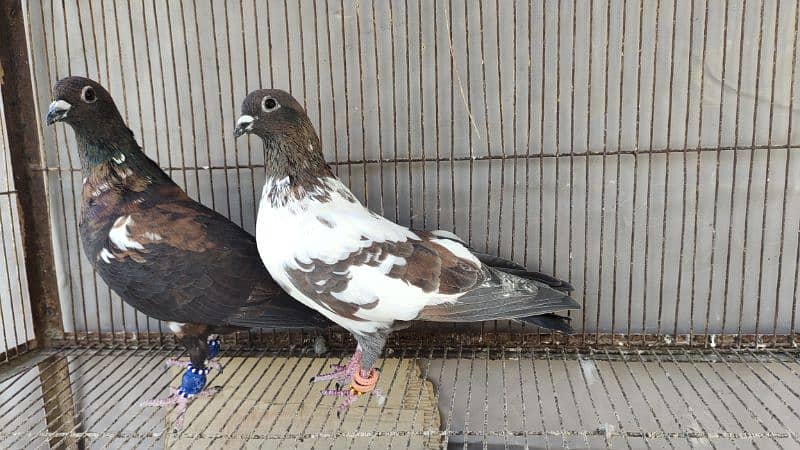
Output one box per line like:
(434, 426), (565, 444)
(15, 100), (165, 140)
(46, 77), (331, 428)
(235, 89), (580, 412)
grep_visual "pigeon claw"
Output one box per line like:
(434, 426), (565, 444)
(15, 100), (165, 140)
(206, 360), (223, 373)
(141, 386), (220, 431)
(321, 387), (360, 416)
(309, 352), (363, 383)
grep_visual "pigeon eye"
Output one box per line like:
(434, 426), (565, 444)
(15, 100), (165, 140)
(81, 86), (97, 103)
(262, 97), (279, 112)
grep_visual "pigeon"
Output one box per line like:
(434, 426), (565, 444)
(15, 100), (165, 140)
(46, 77), (330, 428)
(235, 89), (581, 412)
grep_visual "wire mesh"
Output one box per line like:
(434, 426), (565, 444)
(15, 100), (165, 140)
(14, 0), (800, 347)
(0, 345), (799, 449)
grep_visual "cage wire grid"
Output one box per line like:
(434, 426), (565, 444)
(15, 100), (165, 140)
(2, 0), (800, 448)
(2, 347), (800, 448)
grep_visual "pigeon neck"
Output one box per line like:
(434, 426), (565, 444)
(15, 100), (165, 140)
(261, 135), (333, 193)
(75, 132), (167, 183)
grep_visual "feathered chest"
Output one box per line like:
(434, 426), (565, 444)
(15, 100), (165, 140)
(80, 163), (152, 240)
(255, 177), (416, 269)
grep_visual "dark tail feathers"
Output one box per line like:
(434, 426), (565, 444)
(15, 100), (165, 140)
(473, 252), (574, 293)
(519, 313), (574, 335)
(496, 268), (574, 293)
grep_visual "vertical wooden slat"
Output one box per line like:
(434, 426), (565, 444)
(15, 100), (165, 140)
(0, 0), (63, 347)
(38, 355), (80, 450)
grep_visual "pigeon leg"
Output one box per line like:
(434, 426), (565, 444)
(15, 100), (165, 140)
(310, 350), (362, 383)
(164, 336), (223, 372)
(164, 358), (191, 369)
(141, 363), (216, 430)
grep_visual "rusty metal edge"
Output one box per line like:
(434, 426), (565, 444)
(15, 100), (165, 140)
(48, 330), (800, 352)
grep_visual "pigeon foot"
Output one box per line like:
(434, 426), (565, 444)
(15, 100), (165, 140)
(310, 351), (363, 383)
(142, 363), (217, 430)
(320, 367), (382, 416)
(141, 386), (220, 430)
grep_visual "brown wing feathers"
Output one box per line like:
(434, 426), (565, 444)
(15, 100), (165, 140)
(283, 231), (486, 322)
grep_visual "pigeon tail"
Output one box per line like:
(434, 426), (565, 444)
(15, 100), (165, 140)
(430, 231), (575, 292)
(418, 267), (580, 332)
(518, 313), (575, 335)
(492, 267), (575, 293)
(473, 252), (574, 293)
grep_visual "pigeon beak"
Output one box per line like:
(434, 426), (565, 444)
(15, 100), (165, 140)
(46, 100), (72, 125)
(234, 115), (255, 138)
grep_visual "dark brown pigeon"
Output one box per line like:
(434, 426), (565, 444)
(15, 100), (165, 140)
(235, 89), (580, 413)
(46, 76), (330, 428)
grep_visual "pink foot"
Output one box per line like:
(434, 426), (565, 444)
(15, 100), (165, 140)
(310, 351), (363, 383)
(320, 367), (384, 416)
(321, 386), (385, 417)
(164, 358), (190, 369)
(141, 386), (220, 430)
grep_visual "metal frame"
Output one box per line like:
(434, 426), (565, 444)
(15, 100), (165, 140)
(1, 1), (800, 446)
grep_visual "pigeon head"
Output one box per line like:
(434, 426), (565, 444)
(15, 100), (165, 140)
(46, 76), (144, 174)
(235, 89), (330, 179)
(233, 89), (311, 139)
(46, 76), (125, 132)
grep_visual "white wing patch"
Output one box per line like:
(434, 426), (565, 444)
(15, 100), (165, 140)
(91, 182), (112, 198)
(430, 229), (464, 243)
(109, 215), (144, 251)
(143, 232), (163, 241)
(429, 238), (480, 265)
(99, 248), (115, 263)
